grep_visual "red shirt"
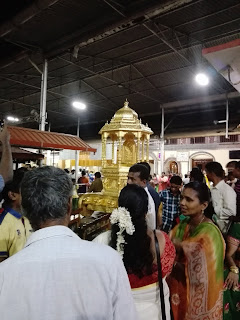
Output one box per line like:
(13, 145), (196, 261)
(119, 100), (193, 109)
(78, 176), (89, 184)
(128, 232), (176, 288)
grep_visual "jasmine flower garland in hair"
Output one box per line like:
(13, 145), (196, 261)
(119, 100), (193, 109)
(110, 207), (135, 258)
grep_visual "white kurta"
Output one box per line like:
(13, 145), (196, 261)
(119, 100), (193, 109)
(0, 226), (138, 320)
(211, 179), (236, 234)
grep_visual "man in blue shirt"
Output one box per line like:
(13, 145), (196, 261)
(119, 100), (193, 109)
(159, 175), (182, 233)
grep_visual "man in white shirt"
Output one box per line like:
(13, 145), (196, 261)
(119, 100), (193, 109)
(0, 166), (138, 320)
(127, 164), (156, 230)
(182, 174), (190, 185)
(205, 161), (236, 234)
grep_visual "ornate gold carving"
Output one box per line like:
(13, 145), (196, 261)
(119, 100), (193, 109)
(117, 136), (122, 165)
(79, 193), (118, 214)
(122, 134), (136, 165)
(80, 99), (153, 215)
(146, 137), (150, 161)
(141, 139), (144, 161)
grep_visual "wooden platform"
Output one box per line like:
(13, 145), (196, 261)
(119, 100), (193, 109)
(69, 210), (110, 241)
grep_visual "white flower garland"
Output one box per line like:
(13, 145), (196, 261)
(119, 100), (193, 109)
(110, 207), (135, 258)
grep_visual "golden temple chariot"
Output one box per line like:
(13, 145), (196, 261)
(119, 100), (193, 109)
(79, 99), (153, 213)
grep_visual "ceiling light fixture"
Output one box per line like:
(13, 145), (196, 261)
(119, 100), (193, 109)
(7, 116), (19, 122)
(195, 73), (209, 86)
(72, 101), (86, 110)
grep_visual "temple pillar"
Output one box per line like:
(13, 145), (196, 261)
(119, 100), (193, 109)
(117, 134), (122, 165)
(136, 135), (141, 163)
(112, 139), (115, 164)
(141, 138), (145, 161)
(102, 134), (107, 167)
(146, 137), (149, 162)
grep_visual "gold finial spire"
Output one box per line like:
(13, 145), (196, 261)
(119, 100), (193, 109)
(124, 98), (129, 108)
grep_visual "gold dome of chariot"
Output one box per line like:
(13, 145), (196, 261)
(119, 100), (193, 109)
(99, 99), (153, 135)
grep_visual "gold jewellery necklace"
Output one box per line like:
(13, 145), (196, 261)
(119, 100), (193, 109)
(189, 215), (205, 233)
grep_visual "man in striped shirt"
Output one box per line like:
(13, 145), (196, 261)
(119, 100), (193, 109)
(227, 161), (240, 221)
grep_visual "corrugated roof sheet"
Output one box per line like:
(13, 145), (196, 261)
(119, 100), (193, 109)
(8, 126), (96, 152)
(1, 0), (240, 138)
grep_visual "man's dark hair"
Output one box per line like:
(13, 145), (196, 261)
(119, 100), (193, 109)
(190, 167), (204, 183)
(82, 170), (86, 176)
(95, 172), (101, 178)
(21, 166), (73, 231)
(235, 162), (240, 170)
(205, 161), (224, 178)
(2, 168), (28, 206)
(184, 174), (188, 178)
(227, 161), (240, 170)
(138, 162), (151, 176)
(170, 175), (182, 185)
(129, 164), (149, 181)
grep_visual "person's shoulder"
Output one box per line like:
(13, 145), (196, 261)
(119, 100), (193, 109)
(235, 179), (240, 185)
(147, 183), (154, 192)
(0, 210), (19, 227)
(162, 188), (170, 195)
(86, 241), (124, 273)
(1, 234), (122, 272)
(159, 189), (168, 198)
(147, 183), (158, 196)
(155, 229), (166, 243)
(198, 221), (223, 238)
(222, 181), (236, 194)
(0, 246), (24, 270)
(92, 230), (111, 245)
(0, 209), (9, 226)
(80, 237), (122, 265)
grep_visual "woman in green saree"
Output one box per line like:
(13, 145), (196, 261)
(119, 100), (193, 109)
(167, 182), (225, 320)
(224, 222), (240, 319)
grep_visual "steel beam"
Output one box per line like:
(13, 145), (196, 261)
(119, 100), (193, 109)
(139, 91), (240, 114)
(160, 107), (165, 174)
(0, 0), (60, 37)
(73, 0), (194, 55)
(103, 0), (125, 17)
(59, 56), (160, 103)
(39, 59), (48, 131)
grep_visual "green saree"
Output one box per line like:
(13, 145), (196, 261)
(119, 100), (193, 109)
(224, 222), (240, 320)
(168, 218), (225, 320)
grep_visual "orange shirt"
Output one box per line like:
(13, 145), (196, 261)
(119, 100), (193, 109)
(78, 176), (89, 184)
